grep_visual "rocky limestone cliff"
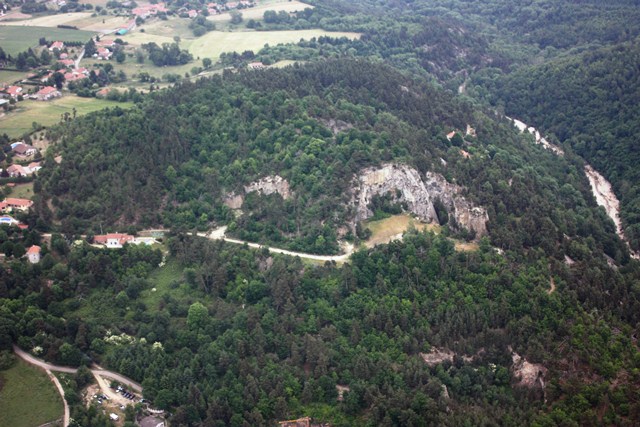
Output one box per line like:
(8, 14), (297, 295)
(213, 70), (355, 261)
(352, 164), (488, 237)
(243, 175), (292, 200)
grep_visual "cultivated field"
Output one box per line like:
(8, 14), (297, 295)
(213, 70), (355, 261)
(208, 0), (313, 22)
(0, 12), (93, 28)
(0, 359), (63, 427)
(189, 29), (360, 59)
(0, 97), (133, 138)
(0, 25), (95, 54)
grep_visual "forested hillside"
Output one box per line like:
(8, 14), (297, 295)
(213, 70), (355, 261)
(3, 0), (640, 426)
(477, 40), (640, 250)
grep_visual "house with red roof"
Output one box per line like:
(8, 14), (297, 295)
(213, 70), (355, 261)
(96, 48), (112, 60)
(93, 233), (135, 248)
(58, 59), (75, 68)
(36, 86), (61, 101)
(26, 245), (41, 264)
(49, 41), (64, 51)
(4, 85), (23, 100)
(0, 198), (34, 212)
(12, 142), (37, 157)
(96, 38), (115, 48)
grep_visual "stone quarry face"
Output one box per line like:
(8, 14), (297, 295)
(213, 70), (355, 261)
(352, 163), (488, 237)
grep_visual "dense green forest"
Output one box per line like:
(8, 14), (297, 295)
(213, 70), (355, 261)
(3, 0), (640, 426)
(473, 39), (640, 251)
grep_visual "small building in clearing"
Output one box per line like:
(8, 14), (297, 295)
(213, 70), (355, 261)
(26, 245), (41, 264)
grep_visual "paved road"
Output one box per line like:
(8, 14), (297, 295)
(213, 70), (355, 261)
(198, 226), (354, 262)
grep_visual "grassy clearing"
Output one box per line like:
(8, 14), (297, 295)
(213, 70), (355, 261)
(364, 214), (439, 248)
(0, 12), (93, 28)
(0, 97), (133, 138)
(0, 25), (95, 55)
(0, 70), (30, 86)
(142, 18), (196, 41)
(7, 182), (34, 199)
(363, 214), (479, 252)
(142, 258), (186, 313)
(209, 0), (313, 22)
(189, 29), (360, 59)
(0, 359), (63, 427)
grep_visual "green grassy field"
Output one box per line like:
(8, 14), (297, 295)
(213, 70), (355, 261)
(0, 97), (133, 138)
(0, 25), (95, 55)
(7, 182), (34, 199)
(208, 0), (313, 23)
(0, 70), (29, 86)
(141, 258), (188, 313)
(189, 29), (361, 59)
(0, 359), (63, 427)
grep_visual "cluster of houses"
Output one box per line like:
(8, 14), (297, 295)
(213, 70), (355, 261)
(132, 3), (168, 19)
(1, 83), (61, 102)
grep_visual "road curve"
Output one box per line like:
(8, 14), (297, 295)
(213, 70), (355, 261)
(197, 227), (354, 262)
(13, 345), (78, 374)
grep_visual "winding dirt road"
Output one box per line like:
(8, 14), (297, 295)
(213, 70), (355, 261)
(197, 226), (354, 262)
(13, 345), (143, 426)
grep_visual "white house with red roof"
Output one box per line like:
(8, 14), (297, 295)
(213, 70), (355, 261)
(11, 142), (37, 157)
(26, 245), (41, 264)
(93, 233), (135, 248)
(0, 198), (34, 212)
(96, 38), (115, 48)
(36, 86), (61, 101)
(4, 85), (23, 99)
(49, 41), (64, 51)
(188, 9), (198, 18)
(96, 48), (112, 60)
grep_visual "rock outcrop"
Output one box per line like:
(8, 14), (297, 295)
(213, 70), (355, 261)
(352, 164), (488, 238)
(244, 175), (291, 200)
(511, 350), (547, 389)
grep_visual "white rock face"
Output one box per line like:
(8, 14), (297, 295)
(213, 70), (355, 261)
(352, 164), (488, 237)
(243, 175), (291, 200)
(508, 117), (564, 155)
(223, 192), (244, 209)
(511, 350), (547, 389)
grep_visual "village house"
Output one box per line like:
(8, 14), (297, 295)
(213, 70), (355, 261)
(35, 86), (61, 101)
(58, 59), (75, 68)
(188, 9), (198, 18)
(59, 52), (69, 59)
(64, 70), (88, 83)
(248, 61), (266, 70)
(26, 245), (41, 264)
(3, 85), (23, 100)
(96, 38), (115, 48)
(132, 3), (167, 19)
(0, 198), (34, 212)
(93, 233), (135, 248)
(96, 48), (112, 60)
(11, 142), (37, 157)
(6, 162), (41, 177)
(49, 41), (64, 51)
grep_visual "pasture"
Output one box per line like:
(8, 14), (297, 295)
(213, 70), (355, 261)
(0, 359), (63, 427)
(0, 97), (133, 138)
(189, 29), (360, 59)
(0, 25), (95, 55)
(208, 0), (313, 22)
